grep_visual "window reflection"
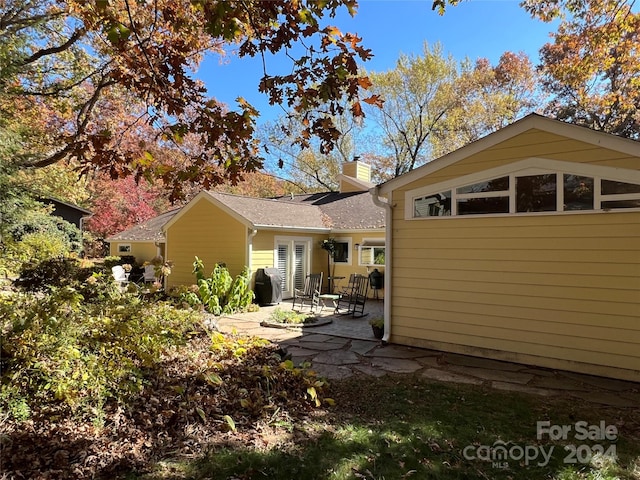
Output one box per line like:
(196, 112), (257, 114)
(517, 174), (557, 212)
(414, 191), (451, 217)
(457, 197), (509, 215)
(564, 175), (594, 211)
(457, 176), (509, 194)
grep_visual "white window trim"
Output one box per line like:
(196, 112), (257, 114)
(118, 243), (132, 253)
(405, 157), (640, 219)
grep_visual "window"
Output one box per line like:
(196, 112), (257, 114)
(564, 175), (594, 211)
(414, 191), (451, 217)
(516, 174), (557, 213)
(359, 239), (385, 266)
(410, 165), (640, 219)
(332, 240), (350, 264)
(118, 244), (131, 253)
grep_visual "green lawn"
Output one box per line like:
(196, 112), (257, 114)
(143, 375), (640, 480)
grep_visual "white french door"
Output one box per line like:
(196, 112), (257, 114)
(275, 237), (311, 299)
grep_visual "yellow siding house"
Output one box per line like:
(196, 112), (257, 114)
(373, 114), (640, 382)
(163, 162), (386, 297)
(109, 161), (386, 298)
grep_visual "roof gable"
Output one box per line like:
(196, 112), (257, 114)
(106, 208), (180, 243)
(378, 114), (640, 195)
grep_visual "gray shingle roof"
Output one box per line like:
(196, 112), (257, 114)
(108, 189), (384, 243)
(106, 208), (180, 242)
(206, 191), (330, 229)
(271, 191), (385, 229)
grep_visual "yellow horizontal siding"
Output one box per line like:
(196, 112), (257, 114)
(166, 199), (246, 288)
(109, 242), (158, 264)
(386, 130), (640, 379)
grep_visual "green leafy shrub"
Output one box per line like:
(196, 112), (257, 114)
(0, 288), (203, 422)
(192, 257), (254, 315)
(167, 284), (203, 309)
(8, 211), (82, 252)
(268, 307), (316, 324)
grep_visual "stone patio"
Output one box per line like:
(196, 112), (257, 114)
(215, 299), (640, 408)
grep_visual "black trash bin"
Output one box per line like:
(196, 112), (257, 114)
(255, 268), (283, 306)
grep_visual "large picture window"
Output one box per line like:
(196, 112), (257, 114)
(410, 164), (640, 219)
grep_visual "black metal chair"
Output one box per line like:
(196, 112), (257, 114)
(292, 272), (323, 312)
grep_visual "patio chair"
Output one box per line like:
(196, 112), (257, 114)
(111, 265), (128, 289)
(143, 264), (157, 283)
(335, 273), (369, 317)
(292, 272), (323, 312)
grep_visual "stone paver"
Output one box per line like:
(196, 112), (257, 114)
(414, 356), (441, 368)
(349, 340), (378, 356)
(444, 354), (527, 372)
(448, 366), (534, 385)
(421, 368), (483, 385)
(299, 334), (344, 343)
(371, 357), (423, 374)
(286, 341), (347, 351)
(311, 364), (355, 380)
(314, 350), (361, 366)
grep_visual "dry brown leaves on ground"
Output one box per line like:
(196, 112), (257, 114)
(0, 333), (328, 479)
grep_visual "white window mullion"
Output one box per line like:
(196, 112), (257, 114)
(594, 177), (602, 209)
(509, 174), (516, 213)
(557, 172), (564, 212)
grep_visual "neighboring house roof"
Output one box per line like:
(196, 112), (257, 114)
(42, 197), (93, 216)
(106, 208), (180, 243)
(377, 113), (640, 195)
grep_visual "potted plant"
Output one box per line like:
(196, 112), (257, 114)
(369, 317), (384, 340)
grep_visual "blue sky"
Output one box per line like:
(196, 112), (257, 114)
(198, 1), (558, 124)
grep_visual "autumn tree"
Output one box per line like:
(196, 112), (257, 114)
(0, 0), (380, 200)
(430, 51), (541, 158)
(524, 0), (639, 138)
(364, 42), (459, 177)
(258, 109), (366, 192)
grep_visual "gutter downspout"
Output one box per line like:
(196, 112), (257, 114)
(248, 228), (258, 275)
(370, 186), (392, 343)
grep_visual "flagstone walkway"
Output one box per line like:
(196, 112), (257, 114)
(215, 301), (640, 408)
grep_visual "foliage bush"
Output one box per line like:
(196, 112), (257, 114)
(192, 257), (254, 315)
(8, 210), (82, 252)
(15, 256), (94, 292)
(0, 286), (202, 422)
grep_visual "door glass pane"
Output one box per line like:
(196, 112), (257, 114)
(602, 180), (640, 195)
(457, 176), (509, 194)
(563, 175), (594, 211)
(457, 197), (509, 215)
(516, 174), (557, 212)
(277, 244), (288, 292)
(294, 244), (306, 290)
